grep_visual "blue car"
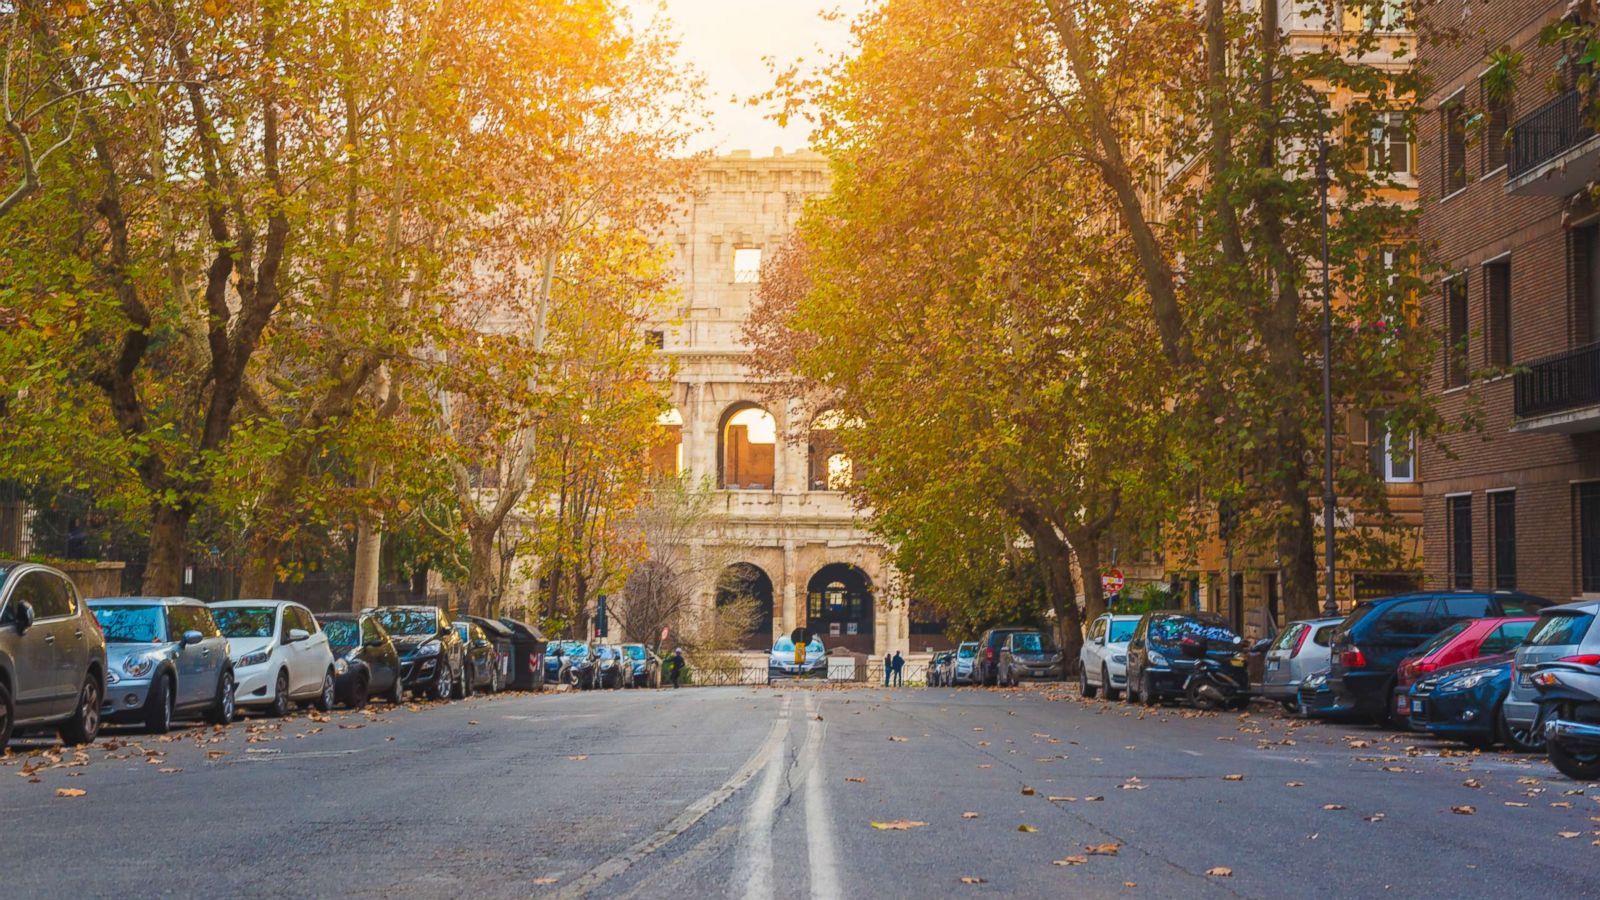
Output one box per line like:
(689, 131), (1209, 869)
(544, 640), (576, 684)
(1296, 668), (1339, 717)
(1406, 653), (1544, 752)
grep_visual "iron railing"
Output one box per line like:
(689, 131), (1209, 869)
(1509, 90), (1596, 179)
(1514, 341), (1600, 419)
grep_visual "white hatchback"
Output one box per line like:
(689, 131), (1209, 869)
(1079, 613), (1141, 701)
(210, 601), (336, 717)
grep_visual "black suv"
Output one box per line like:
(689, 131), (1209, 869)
(1124, 610), (1244, 705)
(367, 606), (468, 701)
(1326, 591), (1552, 720)
(975, 626), (1033, 686)
(318, 612), (404, 708)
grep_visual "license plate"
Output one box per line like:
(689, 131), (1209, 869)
(1517, 669), (1532, 687)
(1297, 702), (1309, 716)
(1411, 699), (1424, 716)
(1395, 695), (1407, 714)
(1265, 660), (1279, 673)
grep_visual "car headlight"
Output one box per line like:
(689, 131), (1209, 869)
(236, 648), (271, 668)
(1445, 670), (1493, 690)
(334, 658), (349, 675)
(122, 654), (159, 677)
(1148, 651), (1170, 667)
(415, 640), (441, 657)
(1112, 654), (1127, 664)
(1304, 673), (1327, 688)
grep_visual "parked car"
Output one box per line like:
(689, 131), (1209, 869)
(950, 641), (980, 685)
(997, 631), (1064, 685)
(767, 634), (827, 683)
(369, 605), (467, 701)
(317, 612), (404, 708)
(461, 616), (514, 692)
(89, 598), (236, 733)
(545, 640), (578, 685)
(559, 641), (597, 688)
(1296, 668), (1339, 718)
(498, 617), (548, 690)
(0, 561), (108, 750)
(212, 600), (336, 717)
(1406, 654), (1541, 750)
(593, 645), (632, 689)
(1390, 617), (1536, 725)
(621, 643), (661, 688)
(453, 620), (498, 695)
(1257, 617), (1342, 712)
(975, 626), (1033, 686)
(926, 651), (951, 686)
(1123, 610), (1245, 706)
(1080, 613), (1139, 700)
(1327, 591), (1551, 721)
(1505, 600), (1600, 742)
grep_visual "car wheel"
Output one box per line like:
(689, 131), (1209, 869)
(203, 670), (236, 726)
(1549, 739), (1600, 781)
(455, 663), (473, 700)
(1141, 671), (1159, 707)
(269, 670), (293, 718)
(433, 662), (454, 701)
(1103, 666), (1121, 702)
(312, 669), (336, 713)
(1496, 704), (1545, 753)
(1080, 665), (1097, 700)
(386, 672), (406, 704)
(491, 665), (505, 693)
(60, 674), (103, 745)
(144, 673), (175, 734)
(0, 680), (13, 752)
(347, 672), (370, 710)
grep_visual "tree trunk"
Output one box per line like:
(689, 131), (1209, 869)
(1073, 534), (1106, 623)
(352, 514), (382, 612)
(141, 503), (191, 595)
(464, 523), (498, 618)
(1277, 454), (1322, 621)
(1017, 509), (1084, 668)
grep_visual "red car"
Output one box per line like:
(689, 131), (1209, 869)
(1391, 617), (1537, 722)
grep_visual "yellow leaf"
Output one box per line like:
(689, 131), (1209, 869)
(870, 820), (927, 830)
(1207, 867), (1233, 877)
(55, 788), (87, 798)
(1452, 805), (1476, 815)
(1017, 824), (1038, 833)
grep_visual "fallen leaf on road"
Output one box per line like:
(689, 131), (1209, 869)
(1223, 774), (1244, 781)
(1560, 831), (1582, 839)
(1207, 867), (1233, 877)
(845, 777), (866, 783)
(1084, 795), (1104, 801)
(1047, 796), (1075, 802)
(567, 755), (588, 761)
(1054, 856), (1088, 866)
(1505, 802), (1529, 807)
(1286, 781), (1304, 788)
(888, 736), (910, 743)
(1124, 882), (1137, 888)
(1463, 778), (1482, 788)
(1322, 804), (1345, 811)
(55, 788), (86, 798)
(1021, 787), (1036, 796)
(531, 877), (558, 885)
(1364, 813), (1385, 822)
(870, 820), (928, 830)
(1086, 842), (1120, 856)
(959, 877), (986, 884)
(1017, 824), (1038, 833)
(977, 764), (992, 769)
(158, 767), (182, 774)
(468, 721), (479, 726)
(1452, 805), (1477, 815)
(961, 811), (979, 818)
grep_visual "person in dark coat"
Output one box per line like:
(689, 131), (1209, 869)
(891, 651), (904, 687)
(882, 652), (893, 686)
(670, 648), (687, 688)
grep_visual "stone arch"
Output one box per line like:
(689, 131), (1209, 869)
(807, 409), (861, 491)
(649, 407), (684, 479)
(715, 562), (775, 650)
(718, 402), (776, 490)
(805, 562), (875, 654)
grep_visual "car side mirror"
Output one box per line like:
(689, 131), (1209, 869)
(1251, 639), (1271, 654)
(1095, 636), (1106, 646)
(365, 636), (385, 648)
(13, 600), (35, 633)
(287, 628), (310, 643)
(182, 629), (203, 646)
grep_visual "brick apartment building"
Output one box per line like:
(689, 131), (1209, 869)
(1417, 0), (1600, 602)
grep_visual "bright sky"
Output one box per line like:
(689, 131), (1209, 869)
(625, 0), (870, 155)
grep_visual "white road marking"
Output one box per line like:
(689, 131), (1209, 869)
(801, 693), (843, 900)
(1180, 749), (1203, 757)
(738, 699), (793, 900)
(556, 695), (791, 900)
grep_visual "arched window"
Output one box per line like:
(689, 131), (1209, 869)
(805, 563), (874, 653)
(808, 409), (861, 491)
(719, 404), (776, 490)
(716, 562), (775, 650)
(649, 408), (683, 479)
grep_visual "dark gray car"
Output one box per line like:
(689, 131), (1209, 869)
(89, 598), (236, 733)
(0, 561), (109, 751)
(997, 631), (1064, 685)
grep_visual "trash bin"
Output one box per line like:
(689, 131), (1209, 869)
(497, 616), (548, 690)
(461, 615), (516, 691)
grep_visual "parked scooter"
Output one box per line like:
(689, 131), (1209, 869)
(1179, 635), (1249, 711)
(1531, 658), (1600, 780)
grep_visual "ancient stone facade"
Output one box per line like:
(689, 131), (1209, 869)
(647, 150), (918, 656)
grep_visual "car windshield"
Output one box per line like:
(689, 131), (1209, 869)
(957, 644), (976, 658)
(322, 620), (359, 648)
(624, 646), (645, 660)
(1499, 597), (1550, 616)
(212, 606), (276, 638)
(774, 637), (795, 653)
(1108, 620), (1138, 643)
(1012, 633), (1051, 653)
(567, 643), (589, 658)
(1416, 621), (1470, 656)
(0, 564), (9, 596)
(91, 605), (166, 643)
(1270, 624), (1306, 652)
(1527, 612), (1595, 647)
(1312, 623), (1337, 647)
(454, 623), (470, 641)
(374, 608), (438, 636)
(1149, 613), (1233, 644)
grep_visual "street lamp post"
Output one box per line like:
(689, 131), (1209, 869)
(1316, 139), (1339, 618)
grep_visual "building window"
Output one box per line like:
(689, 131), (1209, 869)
(1482, 79), (1511, 172)
(733, 247), (763, 284)
(1366, 410), (1414, 482)
(719, 404), (776, 490)
(1441, 97), (1467, 195)
(1445, 276), (1469, 387)
(1370, 0), (1407, 30)
(1574, 224), (1600, 347)
(1447, 495), (1473, 590)
(1490, 490), (1516, 591)
(1485, 259), (1511, 367)
(1368, 111), (1411, 175)
(1581, 482), (1600, 594)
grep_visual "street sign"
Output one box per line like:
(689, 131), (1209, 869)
(1102, 568), (1125, 595)
(595, 595), (608, 638)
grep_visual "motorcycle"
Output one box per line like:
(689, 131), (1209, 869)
(1531, 658), (1600, 780)
(1178, 635), (1249, 711)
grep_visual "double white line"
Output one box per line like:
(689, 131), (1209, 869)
(737, 693), (841, 900)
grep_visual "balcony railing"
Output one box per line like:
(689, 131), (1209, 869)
(1514, 341), (1600, 419)
(1509, 90), (1596, 180)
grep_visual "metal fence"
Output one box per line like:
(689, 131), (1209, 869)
(1509, 89), (1593, 179)
(1514, 340), (1600, 419)
(676, 661), (931, 687)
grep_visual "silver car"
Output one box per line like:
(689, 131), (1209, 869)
(1257, 617), (1342, 711)
(951, 641), (979, 684)
(0, 561), (109, 751)
(89, 598), (236, 733)
(1506, 601), (1600, 734)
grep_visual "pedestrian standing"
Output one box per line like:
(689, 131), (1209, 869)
(891, 650), (904, 687)
(883, 652), (892, 687)
(670, 647), (686, 688)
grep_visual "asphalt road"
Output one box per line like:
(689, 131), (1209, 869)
(2, 683), (1595, 898)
